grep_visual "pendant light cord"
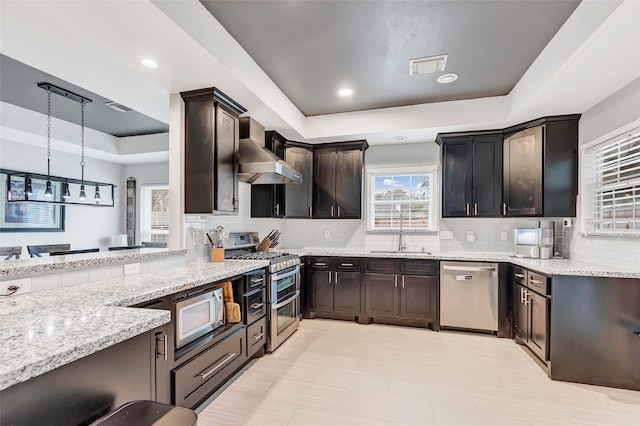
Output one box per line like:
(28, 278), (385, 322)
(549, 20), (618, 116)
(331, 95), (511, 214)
(47, 89), (51, 178)
(80, 100), (85, 182)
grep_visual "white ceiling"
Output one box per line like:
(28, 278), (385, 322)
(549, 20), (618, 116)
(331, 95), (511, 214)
(1, 0), (639, 163)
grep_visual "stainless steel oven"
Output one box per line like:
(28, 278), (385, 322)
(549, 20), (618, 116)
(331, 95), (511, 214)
(268, 265), (300, 352)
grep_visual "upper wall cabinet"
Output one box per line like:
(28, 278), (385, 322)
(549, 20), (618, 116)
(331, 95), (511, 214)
(313, 141), (368, 219)
(250, 131), (286, 218)
(503, 115), (580, 217)
(284, 142), (314, 218)
(438, 133), (503, 217)
(181, 88), (246, 214)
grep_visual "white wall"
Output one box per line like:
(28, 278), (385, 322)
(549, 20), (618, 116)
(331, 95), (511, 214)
(123, 162), (169, 244)
(570, 77), (640, 268)
(0, 139), (124, 252)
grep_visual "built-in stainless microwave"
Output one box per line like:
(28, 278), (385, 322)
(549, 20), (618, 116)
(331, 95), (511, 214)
(175, 287), (225, 348)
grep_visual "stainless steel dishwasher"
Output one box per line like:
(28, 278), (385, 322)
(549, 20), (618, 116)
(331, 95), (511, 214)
(440, 261), (499, 332)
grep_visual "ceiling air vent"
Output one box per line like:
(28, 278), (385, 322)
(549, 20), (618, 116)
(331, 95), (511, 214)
(104, 101), (132, 112)
(409, 54), (448, 75)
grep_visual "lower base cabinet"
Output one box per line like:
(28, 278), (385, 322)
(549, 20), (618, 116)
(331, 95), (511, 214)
(364, 273), (438, 322)
(307, 258), (363, 317)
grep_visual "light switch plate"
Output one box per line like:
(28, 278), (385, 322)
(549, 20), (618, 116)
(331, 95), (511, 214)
(466, 231), (475, 242)
(324, 230), (331, 239)
(440, 231), (453, 240)
(124, 263), (141, 276)
(501, 231), (508, 241)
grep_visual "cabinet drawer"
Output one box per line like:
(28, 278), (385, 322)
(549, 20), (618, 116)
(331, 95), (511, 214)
(527, 271), (550, 295)
(308, 257), (334, 270)
(336, 258), (361, 271)
(244, 288), (266, 325)
(244, 271), (266, 294)
(402, 260), (437, 276)
(365, 258), (398, 273)
(172, 327), (245, 408)
(246, 316), (267, 358)
(512, 266), (526, 284)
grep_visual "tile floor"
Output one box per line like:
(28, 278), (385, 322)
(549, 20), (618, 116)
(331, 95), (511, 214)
(199, 319), (640, 425)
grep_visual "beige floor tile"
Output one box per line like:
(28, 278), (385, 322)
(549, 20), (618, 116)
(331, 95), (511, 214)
(197, 319), (640, 426)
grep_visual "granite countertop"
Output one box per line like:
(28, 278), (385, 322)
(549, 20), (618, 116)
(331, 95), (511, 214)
(0, 248), (188, 277)
(0, 260), (268, 391)
(288, 249), (640, 279)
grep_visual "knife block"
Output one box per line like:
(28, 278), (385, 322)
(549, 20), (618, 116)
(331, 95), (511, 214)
(211, 247), (224, 262)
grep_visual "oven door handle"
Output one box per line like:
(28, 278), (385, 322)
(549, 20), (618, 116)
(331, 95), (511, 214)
(272, 291), (299, 309)
(270, 266), (300, 281)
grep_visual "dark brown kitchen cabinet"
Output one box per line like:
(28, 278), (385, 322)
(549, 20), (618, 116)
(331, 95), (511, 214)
(313, 141), (368, 219)
(364, 259), (439, 328)
(503, 115), (580, 217)
(181, 87), (246, 214)
(284, 142), (314, 217)
(306, 258), (362, 316)
(511, 267), (550, 363)
(550, 275), (640, 390)
(438, 133), (502, 217)
(251, 131), (286, 217)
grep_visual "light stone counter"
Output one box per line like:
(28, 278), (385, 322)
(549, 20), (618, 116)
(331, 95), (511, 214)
(0, 260), (268, 391)
(0, 248), (187, 277)
(289, 249), (640, 279)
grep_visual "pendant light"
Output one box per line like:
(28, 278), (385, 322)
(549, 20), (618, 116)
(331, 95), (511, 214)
(62, 182), (71, 199)
(79, 99), (87, 201)
(44, 88), (53, 198)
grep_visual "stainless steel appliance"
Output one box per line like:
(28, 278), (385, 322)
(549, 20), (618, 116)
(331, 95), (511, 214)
(224, 232), (301, 352)
(440, 262), (499, 333)
(175, 287), (225, 349)
(514, 220), (554, 259)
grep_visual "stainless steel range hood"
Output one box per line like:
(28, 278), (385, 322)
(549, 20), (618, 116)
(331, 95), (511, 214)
(238, 117), (302, 184)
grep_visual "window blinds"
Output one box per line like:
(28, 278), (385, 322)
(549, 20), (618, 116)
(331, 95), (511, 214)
(583, 126), (640, 234)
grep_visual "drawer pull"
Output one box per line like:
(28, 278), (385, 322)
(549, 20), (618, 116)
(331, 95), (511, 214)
(315, 262), (327, 266)
(341, 263), (354, 267)
(252, 332), (264, 341)
(250, 277), (264, 284)
(198, 352), (237, 380)
(530, 278), (543, 285)
(514, 273), (525, 279)
(250, 303), (264, 309)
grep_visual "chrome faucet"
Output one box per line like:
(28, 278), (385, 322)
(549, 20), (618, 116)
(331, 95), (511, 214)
(397, 206), (407, 252)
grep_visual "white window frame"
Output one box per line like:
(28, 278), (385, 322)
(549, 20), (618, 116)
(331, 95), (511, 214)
(140, 184), (170, 242)
(366, 165), (439, 233)
(580, 118), (640, 236)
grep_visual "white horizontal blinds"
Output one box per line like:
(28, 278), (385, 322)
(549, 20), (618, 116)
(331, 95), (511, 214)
(141, 186), (170, 242)
(584, 126), (640, 234)
(370, 173), (433, 231)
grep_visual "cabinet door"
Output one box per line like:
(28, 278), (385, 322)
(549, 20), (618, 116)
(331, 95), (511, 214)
(399, 275), (438, 321)
(442, 137), (473, 217)
(472, 135), (503, 217)
(334, 271), (362, 314)
(251, 185), (276, 217)
(527, 291), (549, 361)
(285, 146), (313, 217)
(313, 148), (337, 218)
(215, 104), (239, 213)
(365, 273), (398, 317)
(270, 137), (286, 217)
(308, 270), (334, 312)
(335, 149), (363, 218)
(184, 99), (215, 214)
(503, 126), (543, 216)
(512, 282), (528, 341)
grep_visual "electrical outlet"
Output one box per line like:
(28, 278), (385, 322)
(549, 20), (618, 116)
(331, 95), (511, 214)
(563, 218), (572, 228)
(501, 231), (508, 241)
(466, 230), (475, 242)
(324, 230), (331, 239)
(1, 278), (31, 296)
(440, 231), (453, 240)
(192, 231), (202, 246)
(124, 263), (141, 275)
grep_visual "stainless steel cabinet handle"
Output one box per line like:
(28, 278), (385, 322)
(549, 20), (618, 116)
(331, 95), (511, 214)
(309, 206), (312, 217)
(466, 203), (470, 216)
(341, 263), (354, 267)
(275, 204), (280, 216)
(338, 206), (341, 217)
(524, 291), (531, 306)
(331, 206), (334, 217)
(252, 332), (264, 341)
(335, 271), (338, 283)
(315, 262), (327, 266)
(250, 277), (264, 284)
(442, 265), (496, 272)
(328, 271), (332, 283)
(514, 273), (525, 279)
(156, 334), (168, 361)
(198, 352), (237, 379)
(503, 203), (508, 216)
(520, 287), (525, 304)
(474, 203), (478, 216)
(529, 278), (543, 285)
(250, 303), (264, 309)
(402, 276), (405, 289)
(395, 275), (398, 288)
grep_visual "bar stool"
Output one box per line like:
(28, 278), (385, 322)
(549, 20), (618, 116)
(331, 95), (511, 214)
(141, 242), (167, 248)
(27, 244), (71, 258)
(108, 245), (145, 251)
(0, 246), (22, 260)
(49, 248), (100, 256)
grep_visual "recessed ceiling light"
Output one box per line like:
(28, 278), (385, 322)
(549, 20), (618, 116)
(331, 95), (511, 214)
(338, 88), (354, 97)
(437, 73), (459, 84)
(140, 58), (158, 69)
(393, 136), (408, 142)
